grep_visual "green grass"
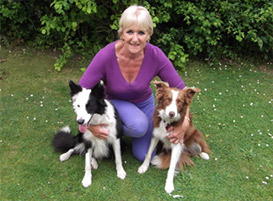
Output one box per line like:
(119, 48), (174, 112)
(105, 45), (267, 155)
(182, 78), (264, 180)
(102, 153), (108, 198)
(0, 47), (272, 201)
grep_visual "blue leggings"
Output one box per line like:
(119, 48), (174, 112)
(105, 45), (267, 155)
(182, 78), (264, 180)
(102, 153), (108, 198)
(110, 94), (155, 161)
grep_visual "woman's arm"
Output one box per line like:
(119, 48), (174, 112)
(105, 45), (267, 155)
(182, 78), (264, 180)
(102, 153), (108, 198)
(155, 47), (185, 90)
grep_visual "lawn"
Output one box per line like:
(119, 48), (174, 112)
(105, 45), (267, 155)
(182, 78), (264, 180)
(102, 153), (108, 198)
(0, 47), (272, 201)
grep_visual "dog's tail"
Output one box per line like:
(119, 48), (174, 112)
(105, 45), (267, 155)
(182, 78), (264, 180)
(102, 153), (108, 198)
(184, 129), (211, 160)
(52, 126), (79, 153)
(151, 151), (194, 170)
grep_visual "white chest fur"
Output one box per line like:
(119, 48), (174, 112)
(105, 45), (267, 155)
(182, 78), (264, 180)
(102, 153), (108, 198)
(153, 120), (174, 150)
(83, 100), (119, 158)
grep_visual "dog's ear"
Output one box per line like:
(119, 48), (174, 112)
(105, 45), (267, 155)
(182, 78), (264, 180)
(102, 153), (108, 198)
(91, 81), (106, 105)
(92, 81), (105, 98)
(153, 81), (169, 101)
(184, 87), (200, 104)
(69, 80), (82, 96)
(152, 80), (169, 89)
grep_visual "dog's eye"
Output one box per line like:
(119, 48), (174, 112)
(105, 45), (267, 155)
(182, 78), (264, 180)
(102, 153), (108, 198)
(77, 105), (80, 108)
(177, 100), (183, 104)
(165, 98), (171, 103)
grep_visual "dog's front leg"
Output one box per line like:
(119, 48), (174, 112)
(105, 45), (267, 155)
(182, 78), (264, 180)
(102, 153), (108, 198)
(165, 144), (183, 194)
(59, 148), (74, 162)
(82, 148), (92, 188)
(138, 137), (159, 174)
(112, 139), (126, 179)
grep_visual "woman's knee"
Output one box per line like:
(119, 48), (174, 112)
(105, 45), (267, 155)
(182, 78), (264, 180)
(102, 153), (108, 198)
(133, 151), (146, 162)
(124, 117), (149, 138)
(111, 99), (150, 138)
(132, 142), (156, 162)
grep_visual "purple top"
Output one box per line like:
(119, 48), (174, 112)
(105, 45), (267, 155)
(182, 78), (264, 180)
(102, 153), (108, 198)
(79, 41), (185, 104)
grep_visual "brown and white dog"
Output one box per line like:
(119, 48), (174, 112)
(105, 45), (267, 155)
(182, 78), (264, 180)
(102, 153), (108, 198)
(138, 81), (210, 194)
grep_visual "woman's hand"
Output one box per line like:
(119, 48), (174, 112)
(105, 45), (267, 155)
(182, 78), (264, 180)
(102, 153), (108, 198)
(167, 107), (190, 144)
(87, 124), (109, 139)
(167, 120), (189, 144)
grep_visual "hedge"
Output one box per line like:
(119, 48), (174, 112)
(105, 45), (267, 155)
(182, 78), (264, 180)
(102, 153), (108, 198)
(1, 0), (272, 71)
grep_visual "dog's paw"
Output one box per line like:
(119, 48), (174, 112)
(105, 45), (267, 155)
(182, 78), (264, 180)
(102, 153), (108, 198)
(165, 182), (174, 194)
(199, 152), (209, 160)
(59, 153), (70, 162)
(60, 126), (71, 133)
(82, 176), (92, 188)
(138, 164), (149, 174)
(117, 169), (126, 180)
(91, 157), (98, 169)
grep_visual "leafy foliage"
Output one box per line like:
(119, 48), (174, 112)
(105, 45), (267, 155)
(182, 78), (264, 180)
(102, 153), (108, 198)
(1, 0), (272, 71)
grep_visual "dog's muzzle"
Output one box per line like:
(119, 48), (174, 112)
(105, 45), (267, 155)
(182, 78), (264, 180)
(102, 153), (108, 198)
(169, 111), (175, 118)
(77, 119), (85, 125)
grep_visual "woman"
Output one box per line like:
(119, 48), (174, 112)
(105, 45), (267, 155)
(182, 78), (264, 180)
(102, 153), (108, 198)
(79, 5), (189, 161)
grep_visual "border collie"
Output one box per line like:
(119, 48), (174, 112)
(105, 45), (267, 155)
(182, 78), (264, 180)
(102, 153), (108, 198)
(138, 81), (210, 193)
(52, 80), (126, 188)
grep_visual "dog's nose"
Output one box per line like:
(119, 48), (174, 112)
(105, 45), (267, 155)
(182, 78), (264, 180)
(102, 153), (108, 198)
(169, 112), (175, 118)
(77, 119), (84, 125)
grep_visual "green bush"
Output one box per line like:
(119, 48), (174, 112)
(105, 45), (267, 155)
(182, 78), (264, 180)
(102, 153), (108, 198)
(1, 0), (272, 71)
(0, 1), (44, 41)
(152, 0), (273, 60)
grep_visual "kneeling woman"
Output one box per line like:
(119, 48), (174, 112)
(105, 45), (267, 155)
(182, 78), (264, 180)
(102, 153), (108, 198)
(79, 5), (189, 161)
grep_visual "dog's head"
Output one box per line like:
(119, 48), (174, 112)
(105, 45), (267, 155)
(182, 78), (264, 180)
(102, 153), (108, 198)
(153, 81), (200, 123)
(69, 80), (106, 129)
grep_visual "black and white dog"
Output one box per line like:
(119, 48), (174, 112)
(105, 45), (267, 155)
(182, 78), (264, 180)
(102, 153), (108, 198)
(52, 80), (126, 188)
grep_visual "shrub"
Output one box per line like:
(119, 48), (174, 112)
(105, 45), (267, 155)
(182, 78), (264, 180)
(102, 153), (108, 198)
(1, 0), (272, 71)
(0, 1), (45, 42)
(151, 0), (273, 60)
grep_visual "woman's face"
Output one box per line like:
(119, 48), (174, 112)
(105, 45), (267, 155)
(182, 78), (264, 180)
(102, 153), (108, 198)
(120, 24), (150, 55)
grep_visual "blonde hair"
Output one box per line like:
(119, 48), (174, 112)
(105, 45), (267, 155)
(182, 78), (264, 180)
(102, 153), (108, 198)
(118, 5), (154, 38)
